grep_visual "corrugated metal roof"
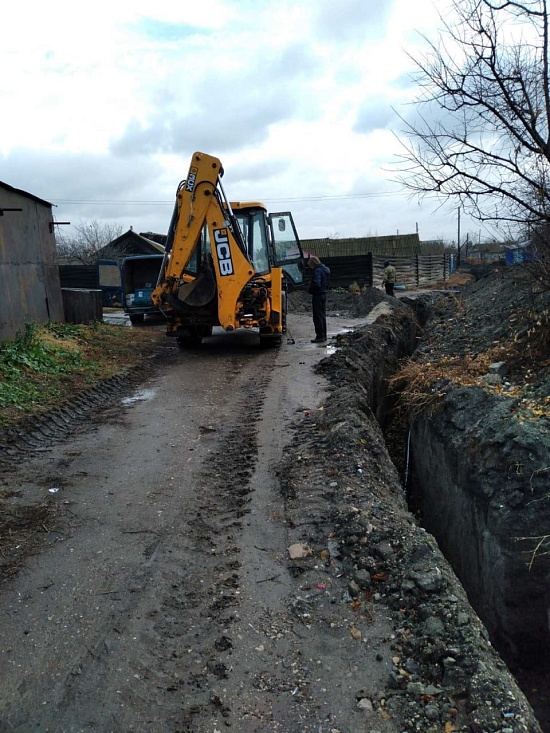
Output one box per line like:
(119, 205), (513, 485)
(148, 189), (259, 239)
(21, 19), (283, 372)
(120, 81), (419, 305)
(0, 180), (53, 208)
(101, 229), (165, 255)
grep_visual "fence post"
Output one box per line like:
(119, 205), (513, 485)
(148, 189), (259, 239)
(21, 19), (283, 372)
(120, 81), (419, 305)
(367, 252), (373, 287)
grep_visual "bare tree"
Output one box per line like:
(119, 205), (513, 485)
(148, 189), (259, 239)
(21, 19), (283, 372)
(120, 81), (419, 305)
(398, 0), (550, 237)
(56, 220), (125, 264)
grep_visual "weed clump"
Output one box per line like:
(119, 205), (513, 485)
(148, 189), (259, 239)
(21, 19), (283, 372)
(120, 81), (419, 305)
(0, 322), (162, 429)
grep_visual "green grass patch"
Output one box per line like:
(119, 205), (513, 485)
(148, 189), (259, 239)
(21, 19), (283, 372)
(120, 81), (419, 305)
(0, 321), (163, 429)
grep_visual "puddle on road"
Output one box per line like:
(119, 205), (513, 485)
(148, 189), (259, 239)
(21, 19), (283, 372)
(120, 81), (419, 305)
(121, 389), (157, 405)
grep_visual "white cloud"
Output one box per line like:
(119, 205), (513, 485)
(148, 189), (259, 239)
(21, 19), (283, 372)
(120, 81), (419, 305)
(0, 0), (479, 243)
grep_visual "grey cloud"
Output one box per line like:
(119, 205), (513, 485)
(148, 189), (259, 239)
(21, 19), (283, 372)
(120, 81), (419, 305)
(354, 100), (397, 133)
(312, 0), (395, 42)
(110, 102), (275, 159)
(0, 148), (161, 200)
(109, 119), (166, 157)
(222, 157), (290, 191)
(391, 72), (418, 91)
(111, 44), (319, 159)
(0, 148), (171, 234)
(272, 43), (322, 80)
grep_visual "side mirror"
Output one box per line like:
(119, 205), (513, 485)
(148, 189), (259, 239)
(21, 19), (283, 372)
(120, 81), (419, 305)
(278, 219), (286, 232)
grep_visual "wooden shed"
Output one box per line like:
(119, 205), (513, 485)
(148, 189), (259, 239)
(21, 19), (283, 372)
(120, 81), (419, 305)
(95, 229), (165, 261)
(0, 182), (65, 341)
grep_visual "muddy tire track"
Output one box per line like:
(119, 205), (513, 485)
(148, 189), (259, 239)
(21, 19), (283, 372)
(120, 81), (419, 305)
(0, 351), (172, 471)
(31, 349), (277, 732)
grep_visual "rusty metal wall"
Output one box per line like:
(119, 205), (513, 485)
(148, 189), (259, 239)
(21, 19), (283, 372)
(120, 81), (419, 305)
(0, 187), (65, 341)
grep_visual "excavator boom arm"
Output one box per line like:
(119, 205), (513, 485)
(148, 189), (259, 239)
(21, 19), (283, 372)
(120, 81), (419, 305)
(152, 151), (295, 343)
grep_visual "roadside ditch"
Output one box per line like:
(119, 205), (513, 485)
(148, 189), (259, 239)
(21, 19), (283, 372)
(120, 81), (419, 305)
(393, 276), (550, 732)
(287, 284), (547, 732)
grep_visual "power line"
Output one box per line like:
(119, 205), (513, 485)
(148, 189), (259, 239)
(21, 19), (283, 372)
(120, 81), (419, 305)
(50, 190), (404, 206)
(52, 200), (172, 205)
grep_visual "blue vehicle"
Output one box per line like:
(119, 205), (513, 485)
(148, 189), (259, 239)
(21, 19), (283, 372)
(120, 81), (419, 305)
(121, 255), (165, 324)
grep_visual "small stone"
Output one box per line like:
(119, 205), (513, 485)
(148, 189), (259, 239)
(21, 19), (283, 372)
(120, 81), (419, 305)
(404, 659), (420, 673)
(422, 617), (445, 637)
(424, 703), (440, 721)
(480, 373), (503, 385)
(373, 541), (394, 560)
(387, 671), (402, 689)
(489, 361), (508, 376)
(357, 698), (373, 712)
(424, 684), (443, 696)
(411, 569), (446, 593)
(288, 543), (312, 559)
(353, 569), (371, 588)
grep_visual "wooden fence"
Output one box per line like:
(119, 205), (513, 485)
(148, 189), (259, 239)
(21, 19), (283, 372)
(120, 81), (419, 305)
(372, 254), (450, 289)
(303, 253), (450, 291)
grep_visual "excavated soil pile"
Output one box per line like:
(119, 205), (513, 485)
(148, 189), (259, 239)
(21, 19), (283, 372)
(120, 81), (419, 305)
(279, 274), (547, 732)
(401, 265), (550, 729)
(288, 287), (386, 318)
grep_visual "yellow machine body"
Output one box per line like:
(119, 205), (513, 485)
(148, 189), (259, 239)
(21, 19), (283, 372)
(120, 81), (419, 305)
(152, 152), (303, 345)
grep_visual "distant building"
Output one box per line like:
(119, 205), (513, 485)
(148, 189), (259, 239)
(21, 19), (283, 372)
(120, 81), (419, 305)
(95, 229), (165, 261)
(0, 181), (65, 341)
(59, 230), (166, 308)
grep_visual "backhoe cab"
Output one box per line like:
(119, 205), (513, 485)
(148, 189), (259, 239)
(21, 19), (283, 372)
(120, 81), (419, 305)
(151, 151), (304, 346)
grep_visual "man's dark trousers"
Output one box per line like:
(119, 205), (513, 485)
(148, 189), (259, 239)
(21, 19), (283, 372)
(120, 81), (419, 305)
(312, 294), (327, 340)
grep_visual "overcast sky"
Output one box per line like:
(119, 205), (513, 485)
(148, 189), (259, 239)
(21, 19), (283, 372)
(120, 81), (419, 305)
(1, 0), (486, 244)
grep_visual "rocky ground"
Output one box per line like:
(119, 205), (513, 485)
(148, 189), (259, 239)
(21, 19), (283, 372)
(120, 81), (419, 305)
(0, 266), (548, 732)
(285, 270), (550, 733)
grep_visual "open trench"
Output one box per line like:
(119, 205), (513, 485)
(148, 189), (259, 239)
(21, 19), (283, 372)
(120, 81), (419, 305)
(375, 296), (550, 733)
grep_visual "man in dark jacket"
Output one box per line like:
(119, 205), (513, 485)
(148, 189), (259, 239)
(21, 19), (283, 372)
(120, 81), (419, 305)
(308, 256), (330, 343)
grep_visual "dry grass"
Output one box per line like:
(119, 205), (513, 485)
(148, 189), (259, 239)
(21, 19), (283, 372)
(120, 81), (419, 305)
(419, 272), (475, 290)
(388, 348), (512, 416)
(0, 323), (165, 431)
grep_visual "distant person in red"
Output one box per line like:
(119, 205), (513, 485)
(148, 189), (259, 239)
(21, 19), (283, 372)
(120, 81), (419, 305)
(308, 256), (331, 343)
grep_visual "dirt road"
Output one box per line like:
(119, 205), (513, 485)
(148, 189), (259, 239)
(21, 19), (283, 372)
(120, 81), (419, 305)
(1, 314), (400, 733)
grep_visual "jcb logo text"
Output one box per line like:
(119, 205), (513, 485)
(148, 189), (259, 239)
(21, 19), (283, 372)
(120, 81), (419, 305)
(186, 167), (198, 193)
(214, 229), (234, 276)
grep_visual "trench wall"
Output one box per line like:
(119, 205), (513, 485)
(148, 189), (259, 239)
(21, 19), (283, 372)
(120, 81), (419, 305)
(313, 296), (543, 731)
(410, 386), (550, 663)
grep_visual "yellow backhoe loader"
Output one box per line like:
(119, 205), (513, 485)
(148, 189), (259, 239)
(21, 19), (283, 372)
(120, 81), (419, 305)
(151, 151), (304, 346)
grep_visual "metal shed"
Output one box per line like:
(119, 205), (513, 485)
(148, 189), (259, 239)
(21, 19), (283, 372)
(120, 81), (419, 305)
(0, 182), (65, 341)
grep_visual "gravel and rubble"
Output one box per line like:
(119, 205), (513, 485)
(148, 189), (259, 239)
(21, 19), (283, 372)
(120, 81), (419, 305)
(281, 275), (546, 732)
